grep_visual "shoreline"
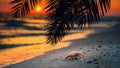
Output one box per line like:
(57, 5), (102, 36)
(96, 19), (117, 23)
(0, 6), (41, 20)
(0, 18), (120, 68)
(3, 22), (120, 68)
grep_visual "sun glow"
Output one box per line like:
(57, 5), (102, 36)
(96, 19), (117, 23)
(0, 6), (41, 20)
(35, 6), (42, 12)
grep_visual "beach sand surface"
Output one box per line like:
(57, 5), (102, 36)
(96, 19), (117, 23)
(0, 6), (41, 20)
(0, 18), (120, 68)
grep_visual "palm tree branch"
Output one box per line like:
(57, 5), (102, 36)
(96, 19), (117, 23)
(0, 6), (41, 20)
(46, 0), (111, 44)
(10, 0), (41, 17)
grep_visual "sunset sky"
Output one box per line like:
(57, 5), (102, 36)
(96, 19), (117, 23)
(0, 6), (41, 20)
(0, 0), (120, 16)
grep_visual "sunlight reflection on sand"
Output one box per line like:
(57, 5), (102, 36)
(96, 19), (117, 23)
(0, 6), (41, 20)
(0, 30), (94, 67)
(0, 42), (72, 67)
(0, 18), (114, 67)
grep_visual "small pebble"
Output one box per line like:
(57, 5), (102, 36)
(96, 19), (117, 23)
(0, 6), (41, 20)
(86, 61), (93, 64)
(93, 59), (98, 61)
(80, 48), (82, 49)
(98, 45), (102, 48)
(92, 47), (95, 49)
(40, 60), (42, 62)
(116, 46), (119, 48)
(110, 47), (112, 48)
(103, 49), (106, 50)
(88, 50), (90, 52)
(95, 62), (99, 64)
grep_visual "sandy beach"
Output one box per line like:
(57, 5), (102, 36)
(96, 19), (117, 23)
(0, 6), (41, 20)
(0, 17), (120, 68)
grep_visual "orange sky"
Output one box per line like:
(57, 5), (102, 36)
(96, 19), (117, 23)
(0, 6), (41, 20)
(0, 0), (120, 16)
(107, 0), (120, 16)
(0, 0), (46, 14)
(0, 0), (11, 12)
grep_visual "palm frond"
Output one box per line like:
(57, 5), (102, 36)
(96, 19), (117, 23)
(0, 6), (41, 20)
(46, 0), (111, 44)
(10, 0), (40, 17)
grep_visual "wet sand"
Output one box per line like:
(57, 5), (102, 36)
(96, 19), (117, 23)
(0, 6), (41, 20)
(0, 18), (120, 68)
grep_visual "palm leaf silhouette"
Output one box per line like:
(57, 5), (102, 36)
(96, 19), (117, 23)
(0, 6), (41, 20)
(46, 0), (111, 44)
(10, 0), (111, 44)
(10, 0), (40, 17)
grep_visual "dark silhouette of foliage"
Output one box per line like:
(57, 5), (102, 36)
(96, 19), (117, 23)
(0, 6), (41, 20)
(46, 0), (111, 44)
(10, 0), (111, 44)
(10, 0), (41, 17)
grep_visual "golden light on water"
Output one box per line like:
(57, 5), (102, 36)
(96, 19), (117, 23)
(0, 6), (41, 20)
(0, 16), (114, 68)
(0, 25), (94, 67)
(0, 16), (113, 68)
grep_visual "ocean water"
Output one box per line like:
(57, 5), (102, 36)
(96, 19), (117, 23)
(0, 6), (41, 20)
(0, 17), (120, 68)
